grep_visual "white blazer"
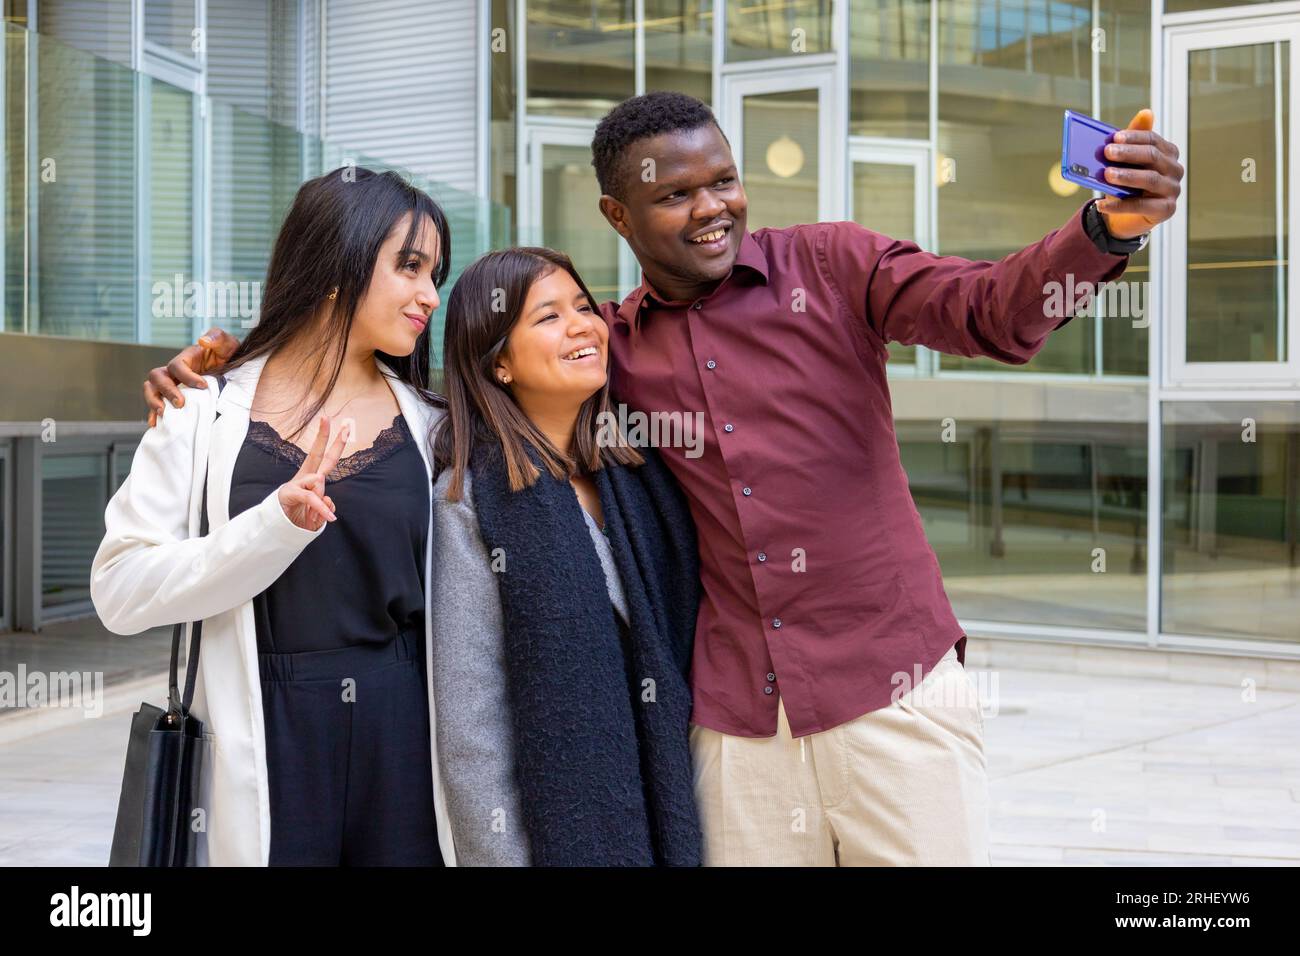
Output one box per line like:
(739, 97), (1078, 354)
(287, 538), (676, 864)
(90, 352), (457, 866)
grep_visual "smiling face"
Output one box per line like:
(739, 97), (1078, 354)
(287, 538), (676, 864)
(495, 266), (609, 413)
(598, 122), (748, 302)
(350, 211), (442, 357)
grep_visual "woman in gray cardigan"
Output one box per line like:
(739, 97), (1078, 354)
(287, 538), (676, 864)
(431, 464), (641, 864)
(428, 247), (702, 866)
(429, 463), (531, 865)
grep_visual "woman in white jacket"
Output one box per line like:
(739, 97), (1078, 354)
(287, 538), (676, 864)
(91, 167), (459, 866)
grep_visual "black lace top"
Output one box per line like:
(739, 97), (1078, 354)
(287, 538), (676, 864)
(228, 413), (429, 654)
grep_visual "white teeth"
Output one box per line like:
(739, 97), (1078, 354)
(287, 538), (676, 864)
(563, 346), (598, 361)
(691, 229), (726, 244)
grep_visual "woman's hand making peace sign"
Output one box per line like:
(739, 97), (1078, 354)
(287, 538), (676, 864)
(277, 415), (349, 531)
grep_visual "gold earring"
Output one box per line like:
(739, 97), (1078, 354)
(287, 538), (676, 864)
(327, 288), (338, 300)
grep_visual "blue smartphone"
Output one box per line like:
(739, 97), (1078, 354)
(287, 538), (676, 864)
(1061, 109), (1140, 199)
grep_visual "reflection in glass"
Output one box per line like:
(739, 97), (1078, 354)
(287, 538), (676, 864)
(900, 405), (1149, 631)
(526, 0), (635, 119)
(1100, 247), (1150, 375)
(539, 143), (621, 304)
(144, 0), (197, 60)
(646, 0), (713, 105)
(937, 0), (1096, 374)
(209, 99), (305, 338)
(42, 453), (107, 609)
(112, 445), (133, 493)
(35, 28), (138, 341)
(6, 21), (502, 358)
(1166, 0), (1286, 12)
(491, 0), (517, 241)
(150, 79), (194, 347)
(741, 88), (820, 230)
(1098, 0), (1152, 377)
(5, 25), (26, 333)
(853, 161), (918, 365)
(1100, 0), (1152, 133)
(726, 0), (832, 62)
(206, 0), (304, 125)
(1162, 403), (1300, 643)
(849, 0), (929, 139)
(37, 0), (132, 67)
(1186, 42), (1289, 364)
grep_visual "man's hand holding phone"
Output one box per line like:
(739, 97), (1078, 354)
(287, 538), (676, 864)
(1093, 108), (1184, 240)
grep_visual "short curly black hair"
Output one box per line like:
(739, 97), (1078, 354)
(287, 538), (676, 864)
(591, 91), (725, 200)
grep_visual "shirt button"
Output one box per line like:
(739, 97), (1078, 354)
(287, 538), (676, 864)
(757, 552), (767, 562)
(763, 686), (774, 695)
(723, 423), (734, 433)
(772, 618), (782, 629)
(742, 486), (752, 496)
(706, 359), (717, 370)
(767, 672), (776, 682)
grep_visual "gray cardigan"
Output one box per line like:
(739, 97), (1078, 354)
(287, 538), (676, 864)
(429, 466), (629, 866)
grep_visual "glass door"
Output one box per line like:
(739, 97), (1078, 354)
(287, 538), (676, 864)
(848, 140), (932, 369)
(520, 122), (637, 306)
(1166, 18), (1300, 386)
(721, 66), (836, 228)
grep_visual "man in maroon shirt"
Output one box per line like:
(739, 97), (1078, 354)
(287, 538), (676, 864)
(144, 92), (1183, 866)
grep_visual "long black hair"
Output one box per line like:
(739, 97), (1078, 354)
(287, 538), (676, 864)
(219, 166), (452, 442)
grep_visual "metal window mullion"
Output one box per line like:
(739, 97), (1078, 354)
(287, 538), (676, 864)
(1147, 0), (1165, 649)
(635, 0), (645, 96)
(1290, 30), (1300, 378)
(1274, 39), (1286, 364)
(832, 0), (848, 220)
(197, 91), (213, 340)
(1092, 0), (1104, 377)
(515, 0), (527, 231)
(196, 2), (209, 340)
(477, 0), (492, 250)
(136, 72), (152, 344)
(319, 0), (328, 141)
(920, 0), (938, 377)
(24, 26), (36, 335)
(712, 0), (723, 111)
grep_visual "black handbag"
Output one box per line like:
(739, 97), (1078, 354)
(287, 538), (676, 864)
(109, 376), (225, 867)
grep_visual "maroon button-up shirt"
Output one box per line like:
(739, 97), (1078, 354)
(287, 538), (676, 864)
(601, 203), (1129, 738)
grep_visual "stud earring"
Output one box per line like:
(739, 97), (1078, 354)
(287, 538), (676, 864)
(499, 374), (511, 385)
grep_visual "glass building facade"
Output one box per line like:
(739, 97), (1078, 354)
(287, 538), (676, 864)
(492, 0), (1297, 656)
(0, 0), (499, 629)
(1, 1), (1296, 657)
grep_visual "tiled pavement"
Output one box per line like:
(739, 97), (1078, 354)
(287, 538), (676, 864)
(2, 622), (1297, 865)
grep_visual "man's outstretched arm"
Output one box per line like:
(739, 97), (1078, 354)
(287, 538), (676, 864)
(822, 108), (1182, 364)
(143, 327), (239, 426)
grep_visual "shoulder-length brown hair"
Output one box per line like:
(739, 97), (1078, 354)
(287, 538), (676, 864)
(433, 246), (642, 500)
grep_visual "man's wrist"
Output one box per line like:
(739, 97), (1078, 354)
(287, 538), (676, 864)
(1084, 198), (1149, 256)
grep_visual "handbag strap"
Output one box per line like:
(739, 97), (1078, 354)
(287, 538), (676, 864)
(167, 373), (227, 720)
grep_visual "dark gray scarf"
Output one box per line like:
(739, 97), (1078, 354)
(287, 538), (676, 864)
(467, 437), (702, 866)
